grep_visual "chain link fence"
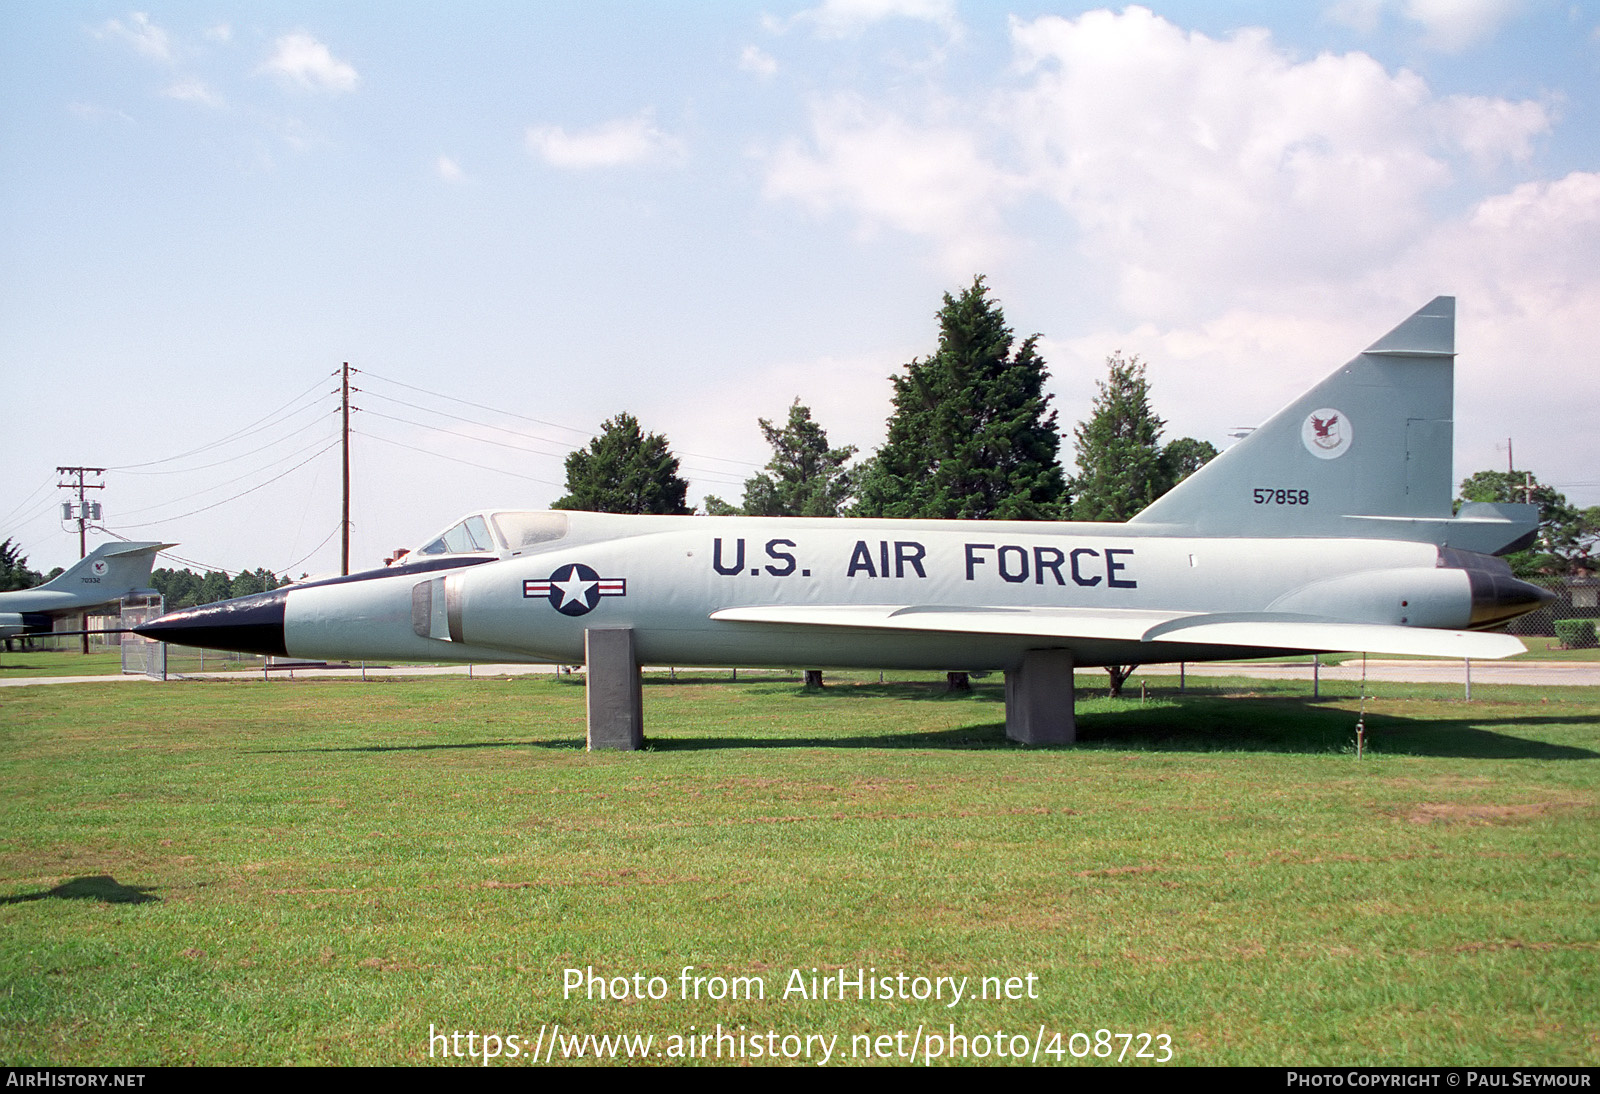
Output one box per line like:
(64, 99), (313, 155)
(118, 593), (165, 678)
(1505, 575), (1600, 642)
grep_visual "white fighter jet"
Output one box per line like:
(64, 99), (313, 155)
(136, 298), (1550, 742)
(0, 540), (168, 640)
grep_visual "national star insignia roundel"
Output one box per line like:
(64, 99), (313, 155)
(522, 563), (627, 617)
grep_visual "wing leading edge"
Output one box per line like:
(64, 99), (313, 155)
(708, 605), (1524, 660)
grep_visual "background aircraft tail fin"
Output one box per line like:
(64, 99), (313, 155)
(1129, 297), (1537, 554)
(40, 541), (170, 597)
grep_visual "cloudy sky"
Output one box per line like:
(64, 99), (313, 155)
(2, 1), (1596, 577)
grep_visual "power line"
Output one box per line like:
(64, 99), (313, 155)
(361, 401), (748, 487)
(115, 403), (334, 476)
(99, 521), (336, 582)
(0, 473), (58, 530)
(113, 429), (342, 518)
(106, 373), (335, 471)
(358, 368), (598, 441)
(361, 406), (573, 461)
(355, 429), (566, 487)
(113, 440), (341, 529)
(98, 527), (248, 579)
(361, 388), (579, 457)
(357, 367), (762, 469)
(280, 523), (344, 578)
(357, 407), (748, 488)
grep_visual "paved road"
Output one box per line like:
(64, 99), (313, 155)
(1143, 659), (1600, 690)
(3, 659), (1597, 688)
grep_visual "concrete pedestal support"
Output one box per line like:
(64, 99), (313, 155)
(585, 626), (643, 751)
(1004, 649), (1076, 745)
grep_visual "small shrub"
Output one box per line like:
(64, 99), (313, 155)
(1553, 619), (1597, 649)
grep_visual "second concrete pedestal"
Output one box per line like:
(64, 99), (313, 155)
(1004, 649), (1076, 745)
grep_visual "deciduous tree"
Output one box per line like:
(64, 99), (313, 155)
(1458, 470), (1598, 575)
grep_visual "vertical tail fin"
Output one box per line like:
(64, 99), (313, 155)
(40, 541), (168, 597)
(1129, 298), (1536, 554)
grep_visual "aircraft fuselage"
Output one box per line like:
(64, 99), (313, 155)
(203, 517), (1533, 670)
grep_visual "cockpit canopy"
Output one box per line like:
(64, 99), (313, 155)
(411, 511), (570, 560)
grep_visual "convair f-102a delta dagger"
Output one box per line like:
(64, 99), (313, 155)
(136, 298), (1552, 747)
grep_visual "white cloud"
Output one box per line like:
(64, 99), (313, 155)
(259, 32), (359, 93)
(94, 12), (172, 63)
(1001, 8), (1536, 316)
(791, 0), (961, 39)
(436, 155), (467, 183)
(68, 102), (135, 125)
(1324, 0), (1386, 34)
(1322, 0), (1527, 50)
(1377, 173), (1600, 494)
(525, 114), (685, 169)
(751, 5), (1590, 498)
(1048, 172), (1600, 502)
(764, 94), (1018, 275)
(739, 44), (779, 78)
(205, 24), (232, 44)
(761, 7), (1551, 318)
(163, 78), (222, 108)
(1404, 0), (1525, 51)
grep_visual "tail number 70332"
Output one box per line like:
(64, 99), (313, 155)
(1253, 488), (1310, 505)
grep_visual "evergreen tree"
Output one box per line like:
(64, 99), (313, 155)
(229, 568), (281, 598)
(553, 412), (691, 515)
(151, 568), (200, 609)
(1069, 354), (1168, 522)
(1458, 470), (1598, 575)
(198, 570), (233, 605)
(0, 539), (43, 592)
(738, 400), (856, 517)
(854, 277), (1065, 520)
(152, 566), (282, 608)
(1067, 355), (1219, 695)
(1067, 353), (1218, 522)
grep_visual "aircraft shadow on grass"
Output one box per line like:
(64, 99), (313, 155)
(0, 874), (159, 906)
(645, 708), (1599, 759)
(256, 682), (1596, 761)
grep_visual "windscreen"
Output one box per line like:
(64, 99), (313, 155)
(415, 514), (495, 556)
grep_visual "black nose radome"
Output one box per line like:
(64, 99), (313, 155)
(133, 589), (289, 657)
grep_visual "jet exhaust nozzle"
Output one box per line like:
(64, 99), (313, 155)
(1438, 547), (1556, 629)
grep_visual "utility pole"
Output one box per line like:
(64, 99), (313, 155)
(56, 466), (106, 653)
(341, 362), (352, 576)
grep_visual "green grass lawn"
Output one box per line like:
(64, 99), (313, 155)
(1, 672), (1596, 1066)
(1510, 637), (1600, 662)
(0, 648), (129, 677)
